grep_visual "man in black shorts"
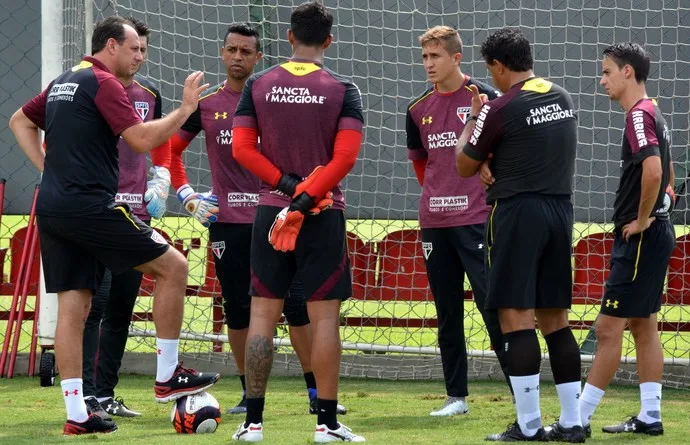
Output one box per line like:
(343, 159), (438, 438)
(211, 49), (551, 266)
(9, 16), (219, 436)
(230, 2), (364, 442)
(456, 28), (584, 442)
(577, 43), (674, 438)
(406, 25), (511, 416)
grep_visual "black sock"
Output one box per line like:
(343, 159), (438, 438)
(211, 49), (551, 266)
(316, 398), (338, 430)
(245, 397), (264, 426)
(304, 372), (317, 399)
(239, 375), (246, 393)
(544, 326), (581, 384)
(504, 329), (541, 376)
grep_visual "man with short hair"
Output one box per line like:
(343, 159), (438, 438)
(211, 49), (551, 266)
(406, 25), (511, 417)
(80, 16), (171, 421)
(9, 16), (219, 435)
(456, 28), (584, 442)
(578, 42), (674, 438)
(231, 2), (364, 442)
(169, 22), (345, 417)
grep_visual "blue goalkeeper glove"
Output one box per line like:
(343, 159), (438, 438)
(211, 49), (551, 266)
(144, 166), (171, 219)
(177, 184), (219, 228)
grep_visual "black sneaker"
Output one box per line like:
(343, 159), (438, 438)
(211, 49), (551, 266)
(226, 395), (247, 414)
(85, 396), (112, 421)
(602, 416), (663, 436)
(583, 424), (591, 438)
(63, 413), (117, 435)
(154, 362), (220, 403)
(101, 396), (142, 417)
(544, 422), (586, 443)
(486, 422), (547, 441)
(309, 398), (348, 415)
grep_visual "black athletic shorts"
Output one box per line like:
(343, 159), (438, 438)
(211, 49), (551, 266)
(37, 203), (169, 293)
(250, 206), (351, 302)
(601, 219), (675, 318)
(485, 193), (573, 310)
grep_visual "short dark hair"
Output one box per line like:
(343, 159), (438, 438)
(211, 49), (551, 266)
(602, 42), (650, 83)
(290, 1), (333, 47)
(480, 28), (533, 72)
(223, 22), (261, 52)
(124, 16), (151, 40)
(91, 16), (130, 55)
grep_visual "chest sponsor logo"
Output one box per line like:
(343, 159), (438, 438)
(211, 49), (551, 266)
(429, 195), (469, 212)
(135, 101), (149, 120)
(47, 82), (79, 103)
(212, 241), (225, 259)
(469, 104), (490, 145)
(216, 129), (232, 145)
(115, 193), (143, 209)
(227, 192), (259, 207)
(265, 86), (326, 104)
(525, 103), (574, 125)
(427, 131), (457, 149)
(456, 107), (471, 124)
(631, 110), (648, 147)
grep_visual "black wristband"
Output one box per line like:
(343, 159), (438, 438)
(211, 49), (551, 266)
(289, 192), (316, 214)
(276, 173), (301, 197)
(468, 115), (479, 122)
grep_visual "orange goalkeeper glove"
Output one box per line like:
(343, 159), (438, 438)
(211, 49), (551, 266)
(275, 166), (324, 198)
(269, 191), (333, 252)
(308, 191), (334, 215)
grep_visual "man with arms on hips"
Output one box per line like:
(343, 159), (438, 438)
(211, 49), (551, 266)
(10, 16), (218, 435)
(456, 28), (584, 442)
(577, 42), (674, 438)
(406, 25), (512, 417)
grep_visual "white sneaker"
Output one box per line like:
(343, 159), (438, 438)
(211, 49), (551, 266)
(314, 423), (365, 442)
(429, 397), (469, 417)
(232, 422), (263, 442)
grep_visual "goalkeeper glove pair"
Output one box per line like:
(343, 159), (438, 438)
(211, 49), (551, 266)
(268, 166), (334, 252)
(177, 184), (219, 228)
(144, 166), (171, 219)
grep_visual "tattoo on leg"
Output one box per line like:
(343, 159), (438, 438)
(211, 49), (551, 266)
(245, 335), (273, 398)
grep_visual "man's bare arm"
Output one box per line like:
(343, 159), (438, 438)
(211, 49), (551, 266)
(9, 109), (44, 172)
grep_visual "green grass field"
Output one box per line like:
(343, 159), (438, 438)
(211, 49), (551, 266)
(1, 376), (689, 444)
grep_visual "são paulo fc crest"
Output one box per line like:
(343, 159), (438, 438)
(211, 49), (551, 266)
(456, 106), (472, 124)
(135, 101), (150, 120)
(422, 242), (433, 260)
(212, 241), (226, 259)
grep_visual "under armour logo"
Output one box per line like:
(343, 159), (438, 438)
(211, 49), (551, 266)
(178, 377), (189, 383)
(524, 385), (539, 393)
(605, 299), (619, 309)
(576, 393), (580, 399)
(624, 424), (636, 432)
(214, 111), (228, 119)
(478, 243), (483, 249)
(157, 348), (162, 355)
(64, 389), (79, 396)
(421, 116), (432, 125)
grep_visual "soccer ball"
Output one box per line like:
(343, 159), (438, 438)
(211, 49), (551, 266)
(170, 391), (221, 434)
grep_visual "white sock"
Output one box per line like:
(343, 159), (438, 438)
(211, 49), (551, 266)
(96, 396), (110, 403)
(61, 378), (88, 422)
(510, 374), (542, 437)
(637, 382), (662, 424)
(556, 381), (582, 428)
(156, 338), (179, 382)
(580, 383), (605, 427)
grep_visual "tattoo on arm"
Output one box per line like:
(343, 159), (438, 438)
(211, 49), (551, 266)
(245, 335), (274, 398)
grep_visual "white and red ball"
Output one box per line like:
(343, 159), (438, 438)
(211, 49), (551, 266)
(170, 391), (221, 434)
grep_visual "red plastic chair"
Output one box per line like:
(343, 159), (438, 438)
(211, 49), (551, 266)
(0, 227), (41, 296)
(572, 232), (614, 305)
(346, 231), (376, 300)
(376, 229), (431, 301)
(666, 234), (690, 305)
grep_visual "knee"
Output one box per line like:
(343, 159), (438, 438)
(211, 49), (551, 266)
(594, 318), (623, 344)
(156, 249), (188, 283)
(628, 318), (658, 342)
(225, 303), (250, 330)
(284, 298), (310, 327)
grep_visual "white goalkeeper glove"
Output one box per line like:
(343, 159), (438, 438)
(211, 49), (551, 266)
(176, 184), (219, 228)
(144, 166), (171, 219)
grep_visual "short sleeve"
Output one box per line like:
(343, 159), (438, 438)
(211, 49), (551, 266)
(21, 84), (51, 130)
(180, 107), (202, 136)
(153, 88), (163, 120)
(626, 108), (660, 164)
(338, 81), (364, 132)
(94, 77), (142, 135)
(406, 108), (427, 160)
(233, 74), (258, 129)
(462, 103), (503, 162)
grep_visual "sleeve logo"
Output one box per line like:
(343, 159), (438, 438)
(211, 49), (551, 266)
(631, 110), (648, 147)
(469, 104), (491, 145)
